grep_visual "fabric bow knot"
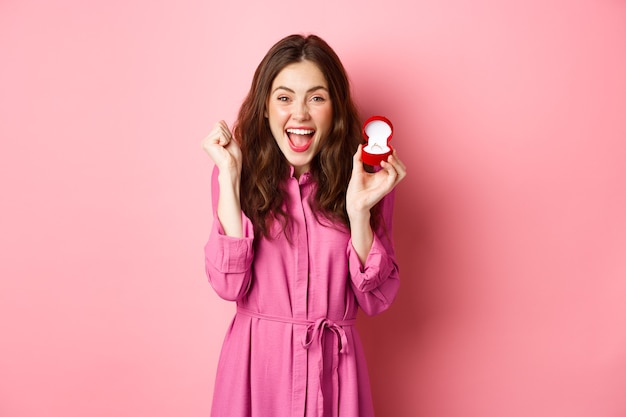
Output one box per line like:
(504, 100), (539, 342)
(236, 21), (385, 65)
(302, 317), (349, 354)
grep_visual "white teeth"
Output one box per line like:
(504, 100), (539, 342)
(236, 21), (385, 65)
(286, 128), (314, 135)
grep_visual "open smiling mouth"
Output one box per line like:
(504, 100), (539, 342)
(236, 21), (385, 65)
(286, 128), (315, 152)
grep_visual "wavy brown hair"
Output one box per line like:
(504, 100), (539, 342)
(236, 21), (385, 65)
(233, 34), (365, 239)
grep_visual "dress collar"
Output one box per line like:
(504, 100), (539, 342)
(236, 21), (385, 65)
(288, 165), (312, 185)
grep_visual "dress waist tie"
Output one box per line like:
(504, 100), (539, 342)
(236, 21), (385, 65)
(237, 307), (356, 417)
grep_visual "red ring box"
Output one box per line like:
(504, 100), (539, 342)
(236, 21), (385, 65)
(361, 115), (393, 167)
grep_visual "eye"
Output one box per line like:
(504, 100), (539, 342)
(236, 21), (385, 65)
(311, 96), (326, 102)
(277, 96), (290, 102)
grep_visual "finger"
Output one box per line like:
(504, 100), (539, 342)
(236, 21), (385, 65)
(379, 160), (402, 191)
(218, 121), (232, 136)
(217, 120), (228, 130)
(217, 121), (233, 145)
(391, 150), (407, 172)
(380, 159), (398, 180)
(352, 144), (365, 174)
(224, 136), (241, 157)
(203, 121), (232, 149)
(386, 153), (406, 181)
(202, 132), (223, 150)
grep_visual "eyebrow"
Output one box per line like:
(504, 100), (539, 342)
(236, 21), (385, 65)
(271, 85), (329, 95)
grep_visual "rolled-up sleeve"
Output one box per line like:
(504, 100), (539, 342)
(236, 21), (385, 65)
(204, 166), (255, 301)
(347, 191), (400, 316)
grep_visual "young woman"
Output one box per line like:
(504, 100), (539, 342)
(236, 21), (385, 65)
(202, 34), (406, 417)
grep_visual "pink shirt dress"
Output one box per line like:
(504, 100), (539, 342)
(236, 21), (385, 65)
(205, 166), (400, 417)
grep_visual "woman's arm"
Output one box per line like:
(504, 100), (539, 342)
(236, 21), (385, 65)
(204, 166), (254, 301)
(202, 121), (253, 301)
(202, 120), (243, 237)
(346, 146), (406, 315)
(215, 169), (243, 238)
(347, 146), (406, 263)
(347, 191), (401, 315)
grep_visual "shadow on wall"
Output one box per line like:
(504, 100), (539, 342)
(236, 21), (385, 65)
(352, 50), (462, 417)
(357, 186), (456, 417)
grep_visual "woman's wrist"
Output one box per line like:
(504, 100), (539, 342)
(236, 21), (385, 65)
(349, 211), (374, 265)
(348, 207), (371, 225)
(218, 170), (241, 194)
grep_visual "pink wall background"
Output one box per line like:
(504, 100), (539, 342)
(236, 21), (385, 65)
(2, 1), (625, 416)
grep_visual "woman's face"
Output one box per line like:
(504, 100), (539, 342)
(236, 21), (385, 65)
(266, 60), (333, 178)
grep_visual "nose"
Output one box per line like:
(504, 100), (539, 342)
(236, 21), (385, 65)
(293, 100), (311, 121)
